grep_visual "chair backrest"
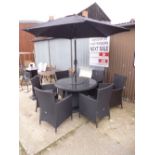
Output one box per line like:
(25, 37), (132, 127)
(92, 69), (105, 83)
(55, 70), (69, 80)
(23, 71), (31, 80)
(97, 84), (113, 115)
(113, 74), (127, 89)
(31, 75), (41, 89)
(34, 87), (56, 114)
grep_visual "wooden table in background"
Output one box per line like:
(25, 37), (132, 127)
(38, 70), (56, 83)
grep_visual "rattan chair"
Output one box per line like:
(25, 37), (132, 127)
(99, 74), (127, 108)
(79, 84), (113, 127)
(92, 69), (105, 85)
(31, 75), (57, 111)
(34, 87), (72, 132)
(55, 70), (69, 80)
(20, 70), (31, 92)
(86, 69), (105, 97)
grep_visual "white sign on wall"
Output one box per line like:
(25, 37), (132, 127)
(89, 37), (110, 67)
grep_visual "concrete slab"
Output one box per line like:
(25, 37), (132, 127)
(42, 121), (134, 155)
(19, 86), (135, 155)
(96, 103), (135, 155)
(19, 88), (87, 155)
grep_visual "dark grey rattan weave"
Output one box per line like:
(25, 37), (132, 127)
(79, 84), (113, 127)
(99, 74), (127, 108)
(31, 75), (57, 111)
(55, 70), (69, 80)
(86, 69), (106, 97)
(92, 69), (105, 84)
(34, 87), (72, 133)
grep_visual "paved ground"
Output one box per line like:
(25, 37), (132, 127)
(19, 85), (135, 155)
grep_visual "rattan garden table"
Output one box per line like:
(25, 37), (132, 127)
(55, 77), (97, 111)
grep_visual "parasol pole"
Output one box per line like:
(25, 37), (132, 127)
(70, 39), (73, 72)
(74, 39), (77, 82)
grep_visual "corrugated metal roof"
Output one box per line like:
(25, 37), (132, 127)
(116, 19), (135, 28)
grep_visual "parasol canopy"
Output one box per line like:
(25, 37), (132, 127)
(24, 15), (129, 83)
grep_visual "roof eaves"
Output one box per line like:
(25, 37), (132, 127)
(33, 37), (54, 42)
(19, 20), (43, 24)
(115, 20), (135, 28)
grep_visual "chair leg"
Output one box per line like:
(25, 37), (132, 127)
(121, 103), (123, 109)
(95, 117), (98, 128)
(35, 105), (37, 112)
(96, 121), (98, 128)
(36, 100), (39, 112)
(79, 112), (80, 118)
(39, 119), (41, 124)
(21, 79), (23, 90)
(108, 113), (110, 119)
(26, 84), (29, 92)
(40, 76), (42, 84)
(55, 128), (57, 133)
(39, 111), (41, 124)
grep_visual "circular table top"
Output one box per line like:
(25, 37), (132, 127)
(55, 77), (97, 92)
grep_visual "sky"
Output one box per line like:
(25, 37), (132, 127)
(19, 0), (135, 24)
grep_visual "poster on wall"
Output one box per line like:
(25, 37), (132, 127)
(89, 37), (110, 67)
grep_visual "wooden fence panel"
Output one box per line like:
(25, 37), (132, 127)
(108, 28), (135, 102)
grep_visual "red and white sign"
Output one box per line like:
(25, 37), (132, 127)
(89, 37), (110, 67)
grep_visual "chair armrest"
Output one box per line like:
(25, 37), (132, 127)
(57, 94), (72, 105)
(99, 83), (112, 88)
(41, 84), (57, 91)
(40, 89), (54, 93)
